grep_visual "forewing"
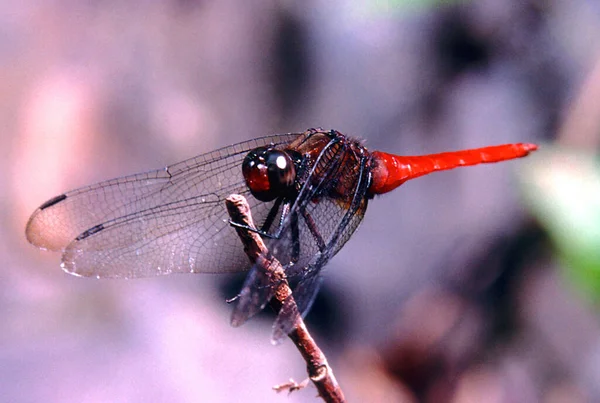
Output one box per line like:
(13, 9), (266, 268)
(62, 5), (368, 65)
(25, 134), (299, 278)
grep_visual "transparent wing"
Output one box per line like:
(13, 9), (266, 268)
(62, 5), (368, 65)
(25, 134), (299, 278)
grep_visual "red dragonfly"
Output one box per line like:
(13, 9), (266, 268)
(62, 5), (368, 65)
(26, 128), (537, 340)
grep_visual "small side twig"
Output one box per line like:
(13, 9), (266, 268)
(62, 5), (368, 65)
(273, 378), (310, 394)
(225, 194), (346, 403)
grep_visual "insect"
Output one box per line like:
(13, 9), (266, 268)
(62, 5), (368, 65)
(26, 128), (537, 339)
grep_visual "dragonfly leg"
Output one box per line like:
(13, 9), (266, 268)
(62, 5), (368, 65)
(259, 197), (284, 233)
(301, 210), (326, 253)
(228, 197), (292, 240)
(228, 220), (279, 239)
(261, 200), (292, 240)
(290, 212), (300, 263)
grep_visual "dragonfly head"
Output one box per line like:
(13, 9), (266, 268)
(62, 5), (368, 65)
(242, 147), (297, 202)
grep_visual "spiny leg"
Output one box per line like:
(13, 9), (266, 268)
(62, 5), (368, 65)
(301, 209), (327, 253)
(229, 197), (292, 239)
(290, 212), (300, 263)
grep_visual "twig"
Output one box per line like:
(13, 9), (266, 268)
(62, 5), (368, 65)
(273, 378), (310, 394)
(225, 194), (346, 403)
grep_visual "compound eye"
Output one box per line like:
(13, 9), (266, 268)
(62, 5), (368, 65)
(266, 150), (295, 191)
(242, 148), (296, 202)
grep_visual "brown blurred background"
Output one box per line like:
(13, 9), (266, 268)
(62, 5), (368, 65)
(3, 0), (600, 402)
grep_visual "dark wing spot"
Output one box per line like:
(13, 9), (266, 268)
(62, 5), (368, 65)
(75, 224), (105, 241)
(39, 194), (67, 210)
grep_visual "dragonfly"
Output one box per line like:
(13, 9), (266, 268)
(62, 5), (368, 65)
(26, 128), (537, 341)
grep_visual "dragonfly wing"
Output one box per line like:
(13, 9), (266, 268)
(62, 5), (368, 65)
(25, 134), (299, 278)
(271, 273), (323, 343)
(230, 255), (279, 327)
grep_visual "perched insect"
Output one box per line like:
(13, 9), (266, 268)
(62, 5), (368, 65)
(26, 128), (537, 338)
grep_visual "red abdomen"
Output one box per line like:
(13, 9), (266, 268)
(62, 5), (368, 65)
(368, 143), (538, 195)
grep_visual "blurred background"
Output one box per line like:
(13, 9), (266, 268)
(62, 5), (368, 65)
(3, 0), (600, 401)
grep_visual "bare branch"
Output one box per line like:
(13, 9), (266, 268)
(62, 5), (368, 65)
(225, 194), (346, 403)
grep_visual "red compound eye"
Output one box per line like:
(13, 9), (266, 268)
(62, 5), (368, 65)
(242, 147), (296, 202)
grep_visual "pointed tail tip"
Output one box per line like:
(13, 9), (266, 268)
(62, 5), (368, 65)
(523, 143), (538, 153)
